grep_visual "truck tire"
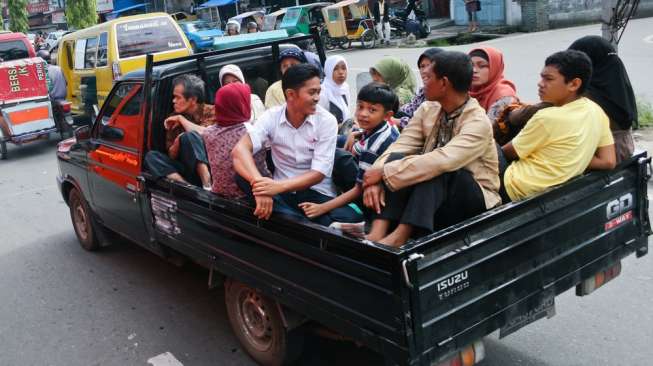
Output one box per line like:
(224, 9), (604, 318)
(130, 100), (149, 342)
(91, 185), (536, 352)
(1, 140), (6, 160)
(68, 188), (100, 251)
(225, 279), (304, 366)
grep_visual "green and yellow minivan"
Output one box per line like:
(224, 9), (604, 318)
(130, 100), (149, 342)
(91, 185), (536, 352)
(58, 13), (192, 116)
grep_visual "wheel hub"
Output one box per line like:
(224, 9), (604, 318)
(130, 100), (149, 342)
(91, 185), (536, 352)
(74, 203), (88, 240)
(239, 290), (273, 351)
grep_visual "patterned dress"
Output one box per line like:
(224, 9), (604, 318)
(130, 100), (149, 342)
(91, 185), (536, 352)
(202, 123), (270, 198)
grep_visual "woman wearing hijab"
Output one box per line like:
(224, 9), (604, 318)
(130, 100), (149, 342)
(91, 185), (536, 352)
(369, 57), (416, 105)
(264, 47), (308, 108)
(469, 46), (518, 124)
(202, 83), (270, 197)
(396, 48), (443, 129)
(319, 55), (352, 128)
(569, 36), (637, 163)
(219, 64), (266, 123)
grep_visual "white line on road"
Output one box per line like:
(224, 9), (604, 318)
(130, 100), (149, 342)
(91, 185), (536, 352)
(147, 352), (184, 366)
(644, 34), (653, 43)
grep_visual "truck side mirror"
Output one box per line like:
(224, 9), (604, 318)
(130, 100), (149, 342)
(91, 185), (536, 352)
(74, 125), (91, 141)
(99, 125), (124, 142)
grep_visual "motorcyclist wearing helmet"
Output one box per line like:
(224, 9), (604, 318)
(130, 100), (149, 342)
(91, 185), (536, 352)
(247, 21), (258, 33)
(226, 20), (241, 36)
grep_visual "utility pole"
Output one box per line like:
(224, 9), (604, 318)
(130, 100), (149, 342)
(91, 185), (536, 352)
(601, 0), (619, 50)
(600, 0), (641, 52)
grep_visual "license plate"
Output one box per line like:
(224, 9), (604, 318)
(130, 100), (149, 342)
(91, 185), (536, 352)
(499, 290), (556, 338)
(65, 116), (73, 125)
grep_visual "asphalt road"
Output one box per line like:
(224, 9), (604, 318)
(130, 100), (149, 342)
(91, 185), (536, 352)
(0, 18), (652, 366)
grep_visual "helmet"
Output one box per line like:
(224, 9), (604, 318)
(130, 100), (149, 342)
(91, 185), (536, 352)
(36, 49), (50, 62)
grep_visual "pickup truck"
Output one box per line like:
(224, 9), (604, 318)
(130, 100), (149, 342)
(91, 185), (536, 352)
(55, 34), (652, 366)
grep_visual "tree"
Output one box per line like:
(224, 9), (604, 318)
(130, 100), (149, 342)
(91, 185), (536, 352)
(8, 0), (29, 33)
(66, 0), (98, 30)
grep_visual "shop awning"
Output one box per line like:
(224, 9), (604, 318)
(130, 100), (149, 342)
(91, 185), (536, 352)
(198, 0), (238, 8)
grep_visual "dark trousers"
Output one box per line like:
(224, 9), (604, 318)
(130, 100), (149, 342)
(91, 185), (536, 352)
(274, 189), (363, 226)
(376, 153), (486, 234)
(236, 175), (362, 226)
(144, 131), (208, 186)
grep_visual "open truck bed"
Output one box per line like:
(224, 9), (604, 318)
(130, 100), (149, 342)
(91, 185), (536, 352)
(144, 152), (651, 365)
(56, 34), (651, 365)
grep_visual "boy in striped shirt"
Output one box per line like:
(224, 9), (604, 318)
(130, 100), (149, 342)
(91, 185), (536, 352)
(299, 83), (399, 232)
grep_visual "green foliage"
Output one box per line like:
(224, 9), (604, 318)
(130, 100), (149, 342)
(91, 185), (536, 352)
(637, 97), (653, 128)
(427, 38), (450, 47)
(66, 0), (98, 30)
(8, 0), (29, 33)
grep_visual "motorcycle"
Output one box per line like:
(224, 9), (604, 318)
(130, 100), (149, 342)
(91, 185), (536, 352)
(389, 4), (430, 39)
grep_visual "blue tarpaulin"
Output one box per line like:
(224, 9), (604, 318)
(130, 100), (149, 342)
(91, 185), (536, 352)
(198, 0), (238, 8)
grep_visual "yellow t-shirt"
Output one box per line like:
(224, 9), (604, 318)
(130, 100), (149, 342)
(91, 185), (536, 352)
(504, 97), (613, 201)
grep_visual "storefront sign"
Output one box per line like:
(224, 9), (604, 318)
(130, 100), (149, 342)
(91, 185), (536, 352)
(97, 0), (114, 13)
(27, 0), (50, 14)
(51, 10), (66, 24)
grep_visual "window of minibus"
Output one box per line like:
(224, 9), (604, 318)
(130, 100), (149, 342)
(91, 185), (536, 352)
(97, 33), (108, 67)
(73, 39), (86, 70)
(84, 37), (98, 69)
(115, 17), (186, 59)
(0, 40), (29, 61)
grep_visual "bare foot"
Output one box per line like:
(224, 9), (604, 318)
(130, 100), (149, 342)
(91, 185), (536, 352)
(366, 219), (390, 242)
(167, 172), (189, 184)
(377, 224), (413, 247)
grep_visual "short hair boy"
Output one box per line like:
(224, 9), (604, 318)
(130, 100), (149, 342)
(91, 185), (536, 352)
(298, 82), (400, 232)
(502, 50), (616, 201)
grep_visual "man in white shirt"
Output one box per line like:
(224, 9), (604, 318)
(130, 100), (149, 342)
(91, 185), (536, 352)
(232, 64), (362, 225)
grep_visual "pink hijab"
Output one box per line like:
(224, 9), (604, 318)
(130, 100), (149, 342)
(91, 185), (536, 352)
(469, 46), (517, 111)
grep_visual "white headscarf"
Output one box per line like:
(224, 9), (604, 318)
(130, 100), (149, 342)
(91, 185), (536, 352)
(219, 64), (245, 85)
(320, 55), (351, 122)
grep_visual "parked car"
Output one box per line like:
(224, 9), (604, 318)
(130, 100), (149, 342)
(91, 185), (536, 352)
(44, 30), (68, 51)
(170, 11), (197, 22)
(178, 20), (223, 52)
(57, 34), (652, 366)
(57, 12), (192, 122)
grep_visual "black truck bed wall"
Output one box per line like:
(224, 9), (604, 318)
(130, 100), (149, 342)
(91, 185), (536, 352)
(403, 154), (650, 365)
(145, 154), (650, 366)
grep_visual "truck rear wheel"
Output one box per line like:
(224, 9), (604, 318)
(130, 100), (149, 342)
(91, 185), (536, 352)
(68, 188), (100, 251)
(225, 279), (304, 366)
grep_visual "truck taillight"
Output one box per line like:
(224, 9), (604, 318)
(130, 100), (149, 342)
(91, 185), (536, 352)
(112, 62), (121, 81)
(576, 261), (622, 296)
(60, 101), (71, 113)
(435, 341), (484, 366)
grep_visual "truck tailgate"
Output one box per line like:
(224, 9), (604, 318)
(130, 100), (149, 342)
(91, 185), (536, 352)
(403, 154), (651, 365)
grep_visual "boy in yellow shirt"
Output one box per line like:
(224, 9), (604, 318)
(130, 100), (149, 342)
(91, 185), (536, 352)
(502, 50), (616, 201)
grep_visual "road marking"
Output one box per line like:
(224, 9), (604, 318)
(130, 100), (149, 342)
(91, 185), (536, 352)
(147, 352), (184, 366)
(644, 34), (653, 43)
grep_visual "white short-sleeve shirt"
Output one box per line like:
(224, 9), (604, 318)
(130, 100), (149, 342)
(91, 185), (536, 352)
(248, 104), (338, 197)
